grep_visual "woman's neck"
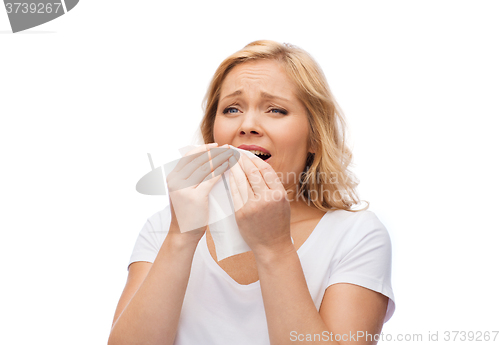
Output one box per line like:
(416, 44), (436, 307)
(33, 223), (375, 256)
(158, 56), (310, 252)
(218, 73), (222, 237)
(288, 197), (326, 224)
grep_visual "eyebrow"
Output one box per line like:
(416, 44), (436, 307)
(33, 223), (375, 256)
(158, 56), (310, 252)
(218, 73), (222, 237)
(220, 90), (291, 103)
(261, 92), (290, 102)
(221, 90), (242, 101)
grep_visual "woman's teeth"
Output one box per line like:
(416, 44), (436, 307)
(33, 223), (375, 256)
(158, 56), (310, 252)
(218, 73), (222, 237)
(243, 150), (271, 160)
(247, 150), (269, 156)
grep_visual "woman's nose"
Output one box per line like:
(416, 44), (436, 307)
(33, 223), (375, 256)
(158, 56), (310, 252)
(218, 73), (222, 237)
(239, 127), (261, 135)
(238, 112), (263, 136)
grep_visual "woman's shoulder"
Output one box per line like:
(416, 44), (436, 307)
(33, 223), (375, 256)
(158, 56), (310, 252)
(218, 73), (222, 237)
(323, 208), (384, 228)
(141, 205), (172, 238)
(154, 205), (172, 226)
(320, 208), (390, 243)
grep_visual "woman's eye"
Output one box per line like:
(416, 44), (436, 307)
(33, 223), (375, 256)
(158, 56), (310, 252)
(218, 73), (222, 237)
(270, 108), (288, 115)
(222, 107), (239, 114)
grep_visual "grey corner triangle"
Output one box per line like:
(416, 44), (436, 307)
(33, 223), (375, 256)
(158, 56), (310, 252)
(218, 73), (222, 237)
(64, 0), (78, 12)
(4, 0), (79, 33)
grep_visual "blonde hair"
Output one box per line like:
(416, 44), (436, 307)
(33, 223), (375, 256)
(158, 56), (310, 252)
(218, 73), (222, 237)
(199, 40), (365, 212)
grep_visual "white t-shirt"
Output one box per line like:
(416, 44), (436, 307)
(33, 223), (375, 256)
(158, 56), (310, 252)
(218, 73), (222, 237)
(128, 206), (396, 345)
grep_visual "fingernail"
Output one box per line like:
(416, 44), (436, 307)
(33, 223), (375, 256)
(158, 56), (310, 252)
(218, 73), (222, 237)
(207, 143), (218, 147)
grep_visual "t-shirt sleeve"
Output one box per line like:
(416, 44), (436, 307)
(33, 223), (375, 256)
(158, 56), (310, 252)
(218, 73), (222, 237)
(127, 206), (171, 271)
(327, 211), (395, 323)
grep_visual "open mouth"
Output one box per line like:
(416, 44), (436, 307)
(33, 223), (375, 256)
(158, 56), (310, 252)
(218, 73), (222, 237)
(236, 145), (272, 162)
(246, 150), (271, 161)
(256, 153), (271, 161)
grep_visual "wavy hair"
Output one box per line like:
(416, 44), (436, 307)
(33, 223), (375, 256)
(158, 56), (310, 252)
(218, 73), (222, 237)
(199, 40), (365, 212)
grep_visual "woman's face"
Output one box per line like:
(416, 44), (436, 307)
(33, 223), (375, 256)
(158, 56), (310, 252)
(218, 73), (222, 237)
(214, 59), (311, 190)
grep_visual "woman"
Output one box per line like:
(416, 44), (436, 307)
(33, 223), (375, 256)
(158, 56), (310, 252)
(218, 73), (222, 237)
(108, 40), (395, 345)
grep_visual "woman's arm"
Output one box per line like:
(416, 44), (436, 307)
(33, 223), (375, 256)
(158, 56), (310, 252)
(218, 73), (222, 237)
(109, 143), (233, 345)
(111, 261), (152, 328)
(255, 242), (388, 345)
(108, 227), (198, 345)
(228, 154), (389, 345)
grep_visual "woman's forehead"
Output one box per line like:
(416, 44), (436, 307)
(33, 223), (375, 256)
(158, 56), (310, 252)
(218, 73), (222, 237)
(220, 60), (299, 101)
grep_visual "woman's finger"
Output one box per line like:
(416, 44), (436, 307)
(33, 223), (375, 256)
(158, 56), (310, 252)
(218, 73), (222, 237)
(196, 160), (229, 192)
(173, 143), (218, 173)
(180, 146), (230, 180)
(186, 147), (234, 185)
(239, 154), (268, 195)
(248, 155), (285, 192)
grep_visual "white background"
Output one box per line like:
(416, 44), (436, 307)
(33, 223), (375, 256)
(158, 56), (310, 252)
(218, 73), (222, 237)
(1, 1), (499, 344)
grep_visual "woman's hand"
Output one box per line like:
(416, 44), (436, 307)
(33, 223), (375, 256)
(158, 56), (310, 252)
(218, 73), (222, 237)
(228, 153), (293, 258)
(167, 143), (233, 244)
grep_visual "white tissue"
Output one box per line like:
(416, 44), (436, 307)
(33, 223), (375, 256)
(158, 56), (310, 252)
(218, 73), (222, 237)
(175, 145), (256, 261)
